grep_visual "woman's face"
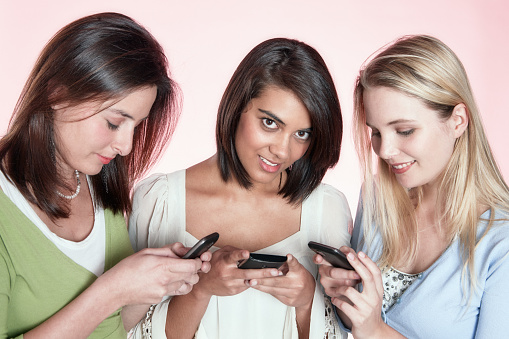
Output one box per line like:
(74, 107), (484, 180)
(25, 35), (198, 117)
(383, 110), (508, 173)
(235, 86), (312, 187)
(363, 86), (459, 190)
(53, 86), (157, 177)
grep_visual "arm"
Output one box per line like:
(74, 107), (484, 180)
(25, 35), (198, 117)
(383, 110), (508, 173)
(8, 246), (202, 339)
(121, 242), (212, 332)
(474, 236), (509, 337)
(165, 246), (279, 339)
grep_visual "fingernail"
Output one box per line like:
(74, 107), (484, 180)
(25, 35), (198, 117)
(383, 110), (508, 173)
(359, 252), (366, 258)
(347, 253), (355, 261)
(250, 280), (257, 286)
(278, 271), (283, 276)
(271, 270), (279, 276)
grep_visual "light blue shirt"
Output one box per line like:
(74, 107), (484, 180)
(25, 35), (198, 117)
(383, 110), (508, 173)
(342, 206), (509, 338)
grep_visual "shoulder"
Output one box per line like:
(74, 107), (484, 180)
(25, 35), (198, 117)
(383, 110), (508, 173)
(131, 170), (186, 211)
(308, 182), (351, 215)
(308, 182), (346, 200)
(133, 170), (185, 199)
(475, 209), (509, 271)
(303, 182), (353, 244)
(477, 209), (509, 243)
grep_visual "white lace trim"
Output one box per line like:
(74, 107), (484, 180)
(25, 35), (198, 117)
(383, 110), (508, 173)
(127, 304), (156, 339)
(324, 296), (342, 339)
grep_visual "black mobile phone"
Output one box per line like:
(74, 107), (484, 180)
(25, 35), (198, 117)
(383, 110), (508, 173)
(182, 232), (220, 259)
(237, 253), (287, 269)
(308, 241), (354, 270)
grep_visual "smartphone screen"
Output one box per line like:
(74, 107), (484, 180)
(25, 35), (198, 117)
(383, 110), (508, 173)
(182, 232), (219, 259)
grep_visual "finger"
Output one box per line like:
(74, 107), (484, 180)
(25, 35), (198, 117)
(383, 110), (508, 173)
(199, 250), (212, 262)
(173, 283), (193, 296)
(334, 295), (359, 320)
(319, 264), (360, 282)
(239, 267), (282, 282)
(161, 257), (202, 273)
(200, 261), (212, 274)
(357, 252), (383, 297)
(227, 249), (250, 263)
(139, 246), (181, 258)
(339, 246), (356, 255)
(344, 252), (380, 302)
(313, 253), (326, 265)
(285, 254), (300, 269)
(169, 242), (188, 257)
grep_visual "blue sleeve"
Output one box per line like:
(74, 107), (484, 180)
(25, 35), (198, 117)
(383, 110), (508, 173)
(475, 249), (509, 337)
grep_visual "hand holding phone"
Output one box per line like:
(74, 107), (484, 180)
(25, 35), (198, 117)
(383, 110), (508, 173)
(237, 253), (287, 269)
(308, 241), (354, 270)
(182, 232), (219, 259)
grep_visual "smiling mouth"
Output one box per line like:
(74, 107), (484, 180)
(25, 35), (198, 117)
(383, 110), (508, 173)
(260, 156), (278, 167)
(392, 160), (415, 169)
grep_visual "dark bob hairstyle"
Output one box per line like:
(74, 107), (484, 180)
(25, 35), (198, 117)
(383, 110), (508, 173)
(216, 38), (342, 203)
(0, 12), (180, 218)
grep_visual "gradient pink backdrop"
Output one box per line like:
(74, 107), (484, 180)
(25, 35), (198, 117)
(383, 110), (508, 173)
(1, 0), (508, 214)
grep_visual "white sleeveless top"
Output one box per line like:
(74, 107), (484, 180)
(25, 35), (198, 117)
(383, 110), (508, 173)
(129, 170), (352, 339)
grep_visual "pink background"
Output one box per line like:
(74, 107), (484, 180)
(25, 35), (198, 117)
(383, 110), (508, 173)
(1, 0), (508, 213)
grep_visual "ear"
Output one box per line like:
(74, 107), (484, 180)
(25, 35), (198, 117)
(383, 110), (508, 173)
(450, 103), (469, 139)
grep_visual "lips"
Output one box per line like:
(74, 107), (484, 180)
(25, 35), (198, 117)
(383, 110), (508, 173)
(390, 160), (415, 174)
(259, 156), (281, 173)
(98, 154), (114, 165)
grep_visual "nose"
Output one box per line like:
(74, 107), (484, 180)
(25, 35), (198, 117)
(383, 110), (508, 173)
(377, 136), (399, 160)
(269, 134), (290, 161)
(112, 129), (134, 157)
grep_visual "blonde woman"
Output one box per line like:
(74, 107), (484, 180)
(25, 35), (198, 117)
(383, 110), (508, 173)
(315, 35), (509, 338)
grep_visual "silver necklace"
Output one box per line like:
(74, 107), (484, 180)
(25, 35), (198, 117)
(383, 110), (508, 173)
(57, 170), (81, 199)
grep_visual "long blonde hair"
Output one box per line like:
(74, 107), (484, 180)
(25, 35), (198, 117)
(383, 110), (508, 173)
(353, 35), (509, 289)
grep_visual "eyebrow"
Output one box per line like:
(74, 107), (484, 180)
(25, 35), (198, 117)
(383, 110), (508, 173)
(258, 108), (313, 133)
(109, 108), (135, 120)
(108, 108), (149, 123)
(366, 119), (416, 128)
(259, 109), (285, 126)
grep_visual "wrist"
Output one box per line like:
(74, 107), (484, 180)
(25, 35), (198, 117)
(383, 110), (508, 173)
(187, 281), (213, 303)
(93, 273), (124, 311)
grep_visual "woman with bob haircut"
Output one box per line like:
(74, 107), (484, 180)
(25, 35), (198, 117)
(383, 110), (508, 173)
(129, 38), (352, 338)
(316, 35), (509, 338)
(0, 12), (211, 339)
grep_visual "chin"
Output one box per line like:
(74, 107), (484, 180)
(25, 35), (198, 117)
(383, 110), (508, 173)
(82, 165), (104, 176)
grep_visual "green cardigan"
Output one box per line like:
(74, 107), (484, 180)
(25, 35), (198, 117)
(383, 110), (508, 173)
(0, 189), (134, 338)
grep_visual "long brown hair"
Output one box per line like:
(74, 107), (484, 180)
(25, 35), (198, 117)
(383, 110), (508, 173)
(0, 12), (180, 218)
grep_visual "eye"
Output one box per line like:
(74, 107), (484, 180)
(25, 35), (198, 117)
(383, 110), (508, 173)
(262, 118), (278, 130)
(370, 129), (380, 138)
(294, 130), (311, 141)
(398, 129), (414, 136)
(107, 121), (119, 131)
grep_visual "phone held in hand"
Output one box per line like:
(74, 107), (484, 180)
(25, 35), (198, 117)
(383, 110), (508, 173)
(308, 241), (354, 270)
(182, 232), (220, 259)
(237, 253), (287, 269)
